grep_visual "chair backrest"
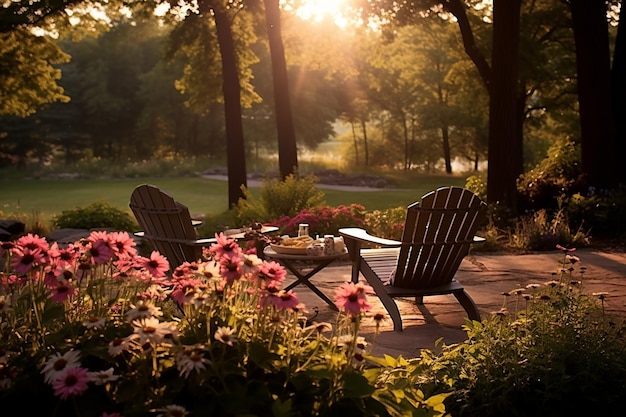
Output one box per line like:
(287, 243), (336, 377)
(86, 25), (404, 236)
(129, 184), (203, 270)
(393, 186), (487, 289)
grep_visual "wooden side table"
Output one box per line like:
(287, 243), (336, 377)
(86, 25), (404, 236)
(263, 246), (347, 310)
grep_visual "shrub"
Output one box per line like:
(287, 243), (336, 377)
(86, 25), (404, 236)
(416, 248), (626, 417)
(517, 139), (584, 211)
(52, 201), (137, 231)
(464, 174), (487, 201)
(363, 207), (407, 241)
(236, 174), (325, 224)
(272, 204), (367, 237)
(564, 186), (626, 239)
(509, 208), (590, 251)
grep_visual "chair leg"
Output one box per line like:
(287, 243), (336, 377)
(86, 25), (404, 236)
(453, 290), (481, 322)
(360, 261), (404, 331)
(415, 296), (424, 305)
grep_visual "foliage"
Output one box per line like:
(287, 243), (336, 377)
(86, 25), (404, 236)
(509, 208), (590, 251)
(363, 207), (407, 241)
(0, 28), (70, 117)
(236, 174), (325, 224)
(464, 174), (487, 201)
(563, 186), (626, 239)
(517, 139), (584, 211)
(416, 247), (626, 417)
(272, 204), (368, 237)
(52, 201), (137, 231)
(0, 231), (447, 416)
(0, 207), (51, 237)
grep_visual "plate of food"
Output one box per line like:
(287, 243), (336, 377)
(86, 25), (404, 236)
(269, 235), (315, 255)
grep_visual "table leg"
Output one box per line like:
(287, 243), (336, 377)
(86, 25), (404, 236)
(280, 259), (338, 310)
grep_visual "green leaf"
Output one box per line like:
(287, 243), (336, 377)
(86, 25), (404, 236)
(341, 372), (376, 398)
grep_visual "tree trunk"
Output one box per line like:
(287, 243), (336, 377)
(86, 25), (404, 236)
(486, 0), (523, 212)
(264, 0), (298, 179)
(361, 119), (369, 167)
(351, 121), (359, 165)
(441, 125), (452, 174)
(611, 4), (626, 185)
(569, 0), (616, 189)
(213, 7), (248, 208)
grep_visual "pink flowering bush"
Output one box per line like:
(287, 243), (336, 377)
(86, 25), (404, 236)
(273, 204), (367, 237)
(0, 231), (446, 417)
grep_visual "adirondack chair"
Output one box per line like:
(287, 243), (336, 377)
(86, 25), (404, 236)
(339, 186), (488, 331)
(129, 184), (215, 271)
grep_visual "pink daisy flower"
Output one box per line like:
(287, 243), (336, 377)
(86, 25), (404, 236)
(11, 246), (46, 274)
(258, 261), (287, 285)
(88, 239), (115, 264)
(219, 257), (242, 285)
(108, 231), (137, 259)
(208, 233), (242, 261)
(170, 278), (202, 305)
(137, 251), (170, 278)
(49, 280), (78, 302)
(334, 282), (373, 315)
(48, 242), (80, 269)
(52, 366), (90, 400)
(16, 233), (49, 253)
(269, 290), (303, 311)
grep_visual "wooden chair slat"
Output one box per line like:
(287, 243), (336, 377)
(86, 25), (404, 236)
(130, 184), (212, 271)
(339, 186), (488, 331)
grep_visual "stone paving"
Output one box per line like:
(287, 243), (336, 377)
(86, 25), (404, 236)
(286, 248), (626, 358)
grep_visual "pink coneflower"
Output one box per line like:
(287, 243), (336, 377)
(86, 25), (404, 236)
(49, 279), (78, 303)
(16, 233), (49, 253)
(208, 233), (242, 261)
(268, 290), (302, 311)
(214, 326), (237, 346)
(52, 366), (90, 400)
(137, 251), (170, 278)
(170, 278), (202, 305)
(48, 242), (80, 269)
(334, 282), (373, 315)
(108, 231), (137, 259)
(219, 257), (242, 285)
(88, 238), (115, 265)
(41, 350), (82, 384)
(258, 261), (287, 285)
(11, 246), (46, 275)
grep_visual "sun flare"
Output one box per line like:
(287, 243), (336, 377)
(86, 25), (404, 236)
(294, 0), (349, 28)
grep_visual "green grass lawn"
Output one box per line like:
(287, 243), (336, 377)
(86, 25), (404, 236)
(0, 175), (469, 222)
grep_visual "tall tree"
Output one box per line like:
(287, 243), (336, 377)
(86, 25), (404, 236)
(612, 2), (626, 185)
(485, 0), (523, 209)
(160, 0), (260, 208)
(212, 2), (248, 207)
(567, 0), (616, 190)
(263, 0), (298, 179)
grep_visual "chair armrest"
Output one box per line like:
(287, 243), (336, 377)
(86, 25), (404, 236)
(338, 227), (402, 247)
(134, 231), (216, 246)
